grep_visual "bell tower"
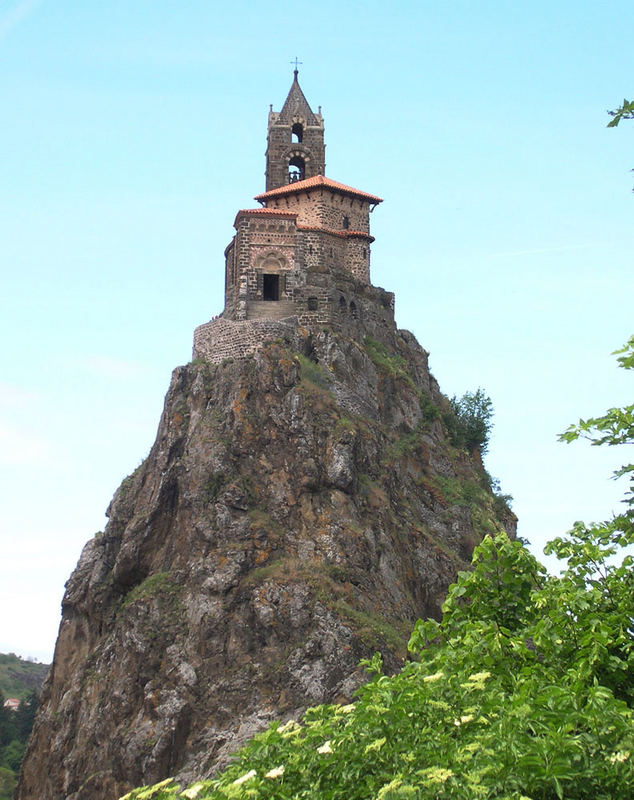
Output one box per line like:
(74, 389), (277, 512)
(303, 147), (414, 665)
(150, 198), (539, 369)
(265, 68), (325, 191)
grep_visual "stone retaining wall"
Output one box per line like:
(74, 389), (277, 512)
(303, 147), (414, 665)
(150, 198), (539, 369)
(192, 317), (299, 363)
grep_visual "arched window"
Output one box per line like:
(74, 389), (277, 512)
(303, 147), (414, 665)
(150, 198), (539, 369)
(288, 155), (305, 183)
(350, 300), (357, 318)
(343, 216), (350, 229)
(291, 123), (304, 143)
(339, 296), (347, 311)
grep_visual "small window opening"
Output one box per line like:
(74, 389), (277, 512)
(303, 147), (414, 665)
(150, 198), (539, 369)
(362, 248), (367, 259)
(307, 296), (318, 311)
(288, 155), (305, 183)
(339, 296), (347, 310)
(343, 216), (350, 229)
(291, 123), (304, 143)
(350, 300), (357, 318)
(263, 274), (280, 301)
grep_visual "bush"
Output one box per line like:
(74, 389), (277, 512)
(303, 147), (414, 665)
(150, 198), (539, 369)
(447, 388), (493, 454)
(0, 766), (16, 800)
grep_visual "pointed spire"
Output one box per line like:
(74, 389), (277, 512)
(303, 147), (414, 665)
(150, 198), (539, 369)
(279, 69), (318, 126)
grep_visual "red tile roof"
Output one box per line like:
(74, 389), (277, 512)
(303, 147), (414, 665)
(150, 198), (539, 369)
(254, 175), (383, 204)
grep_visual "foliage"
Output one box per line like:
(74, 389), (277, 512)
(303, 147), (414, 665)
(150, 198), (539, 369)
(446, 388), (494, 454)
(607, 99), (634, 127)
(364, 337), (439, 425)
(0, 652), (48, 700)
(296, 353), (331, 390)
(0, 766), (16, 800)
(120, 572), (181, 611)
(0, 687), (39, 794)
(551, 335), (634, 703)
(122, 340), (634, 800)
(558, 336), (634, 508)
(364, 337), (412, 384)
(120, 531), (634, 800)
(607, 99), (634, 190)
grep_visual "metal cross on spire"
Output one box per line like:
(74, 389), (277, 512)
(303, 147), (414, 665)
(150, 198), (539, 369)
(290, 56), (303, 78)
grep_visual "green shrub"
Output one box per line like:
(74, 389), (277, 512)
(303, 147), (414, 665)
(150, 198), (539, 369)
(445, 388), (493, 454)
(120, 572), (180, 611)
(296, 354), (331, 390)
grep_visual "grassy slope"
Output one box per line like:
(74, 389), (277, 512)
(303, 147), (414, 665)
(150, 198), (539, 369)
(0, 654), (49, 700)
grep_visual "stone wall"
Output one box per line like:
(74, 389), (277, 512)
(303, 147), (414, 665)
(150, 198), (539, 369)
(222, 210), (375, 324)
(192, 317), (299, 363)
(193, 278), (396, 364)
(265, 112), (325, 190)
(266, 191), (370, 233)
(344, 236), (370, 282)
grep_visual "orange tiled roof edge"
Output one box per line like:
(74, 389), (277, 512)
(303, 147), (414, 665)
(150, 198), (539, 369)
(254, 175), (383, 204)
(233, 208), (299, 227)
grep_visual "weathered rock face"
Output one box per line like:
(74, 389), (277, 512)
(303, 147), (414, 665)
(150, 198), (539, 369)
(18, 325), (515, 800)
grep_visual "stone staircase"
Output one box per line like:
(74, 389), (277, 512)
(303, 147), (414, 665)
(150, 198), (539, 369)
(246, 300), (297, 320)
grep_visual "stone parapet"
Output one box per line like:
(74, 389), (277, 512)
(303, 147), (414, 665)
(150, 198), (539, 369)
(192, 317), (300, 364)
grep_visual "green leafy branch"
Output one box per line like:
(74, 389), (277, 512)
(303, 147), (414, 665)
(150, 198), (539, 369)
(607, 99), (634, 128)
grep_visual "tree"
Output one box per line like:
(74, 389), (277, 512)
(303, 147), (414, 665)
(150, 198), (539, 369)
(14, 691), (38, 740)
(0, 739), (24, 773)
(448, 388), (494, 455)
(0, 694), (16, 750)
(0, 766), (16, 800)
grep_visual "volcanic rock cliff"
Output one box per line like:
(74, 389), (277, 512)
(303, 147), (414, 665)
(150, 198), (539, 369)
(18, 323), (515, 800)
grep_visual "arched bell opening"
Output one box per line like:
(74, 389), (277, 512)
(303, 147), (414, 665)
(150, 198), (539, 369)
(291, 122), (304, 143)
(288, 155), (305, 183)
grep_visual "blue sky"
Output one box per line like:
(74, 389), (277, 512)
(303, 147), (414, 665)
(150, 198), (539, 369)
(1, 0), (632, 662)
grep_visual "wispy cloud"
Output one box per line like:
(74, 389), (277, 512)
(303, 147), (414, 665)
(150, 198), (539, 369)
(0, 0), (42, 44)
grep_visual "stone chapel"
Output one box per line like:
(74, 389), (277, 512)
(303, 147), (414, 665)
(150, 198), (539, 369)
(193, 71), (396, 363)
